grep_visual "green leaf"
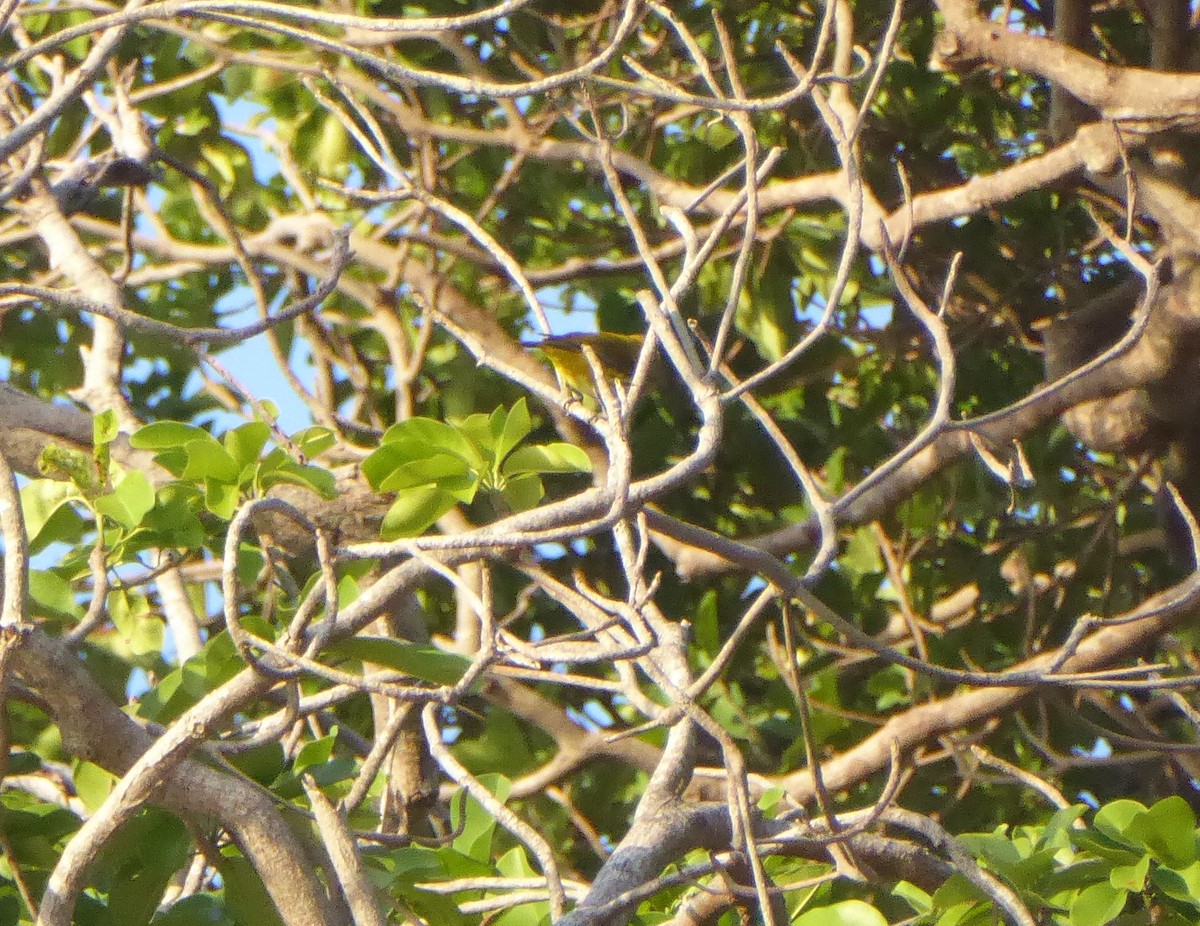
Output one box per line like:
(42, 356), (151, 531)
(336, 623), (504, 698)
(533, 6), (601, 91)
(1126, 796), (1196, 869)
(1110, 854), (1150, 892)
(451, 774), (511, 862)
(461, 411), (499, 460)
(224, 741), (286, 787)
(439, 473), (481, 504)
(292, 426), (336, 459)
(183, 438), (239, 483)
(694, 589), (719, 656)
(93, 409), (119, 446)
(495, 398), (534, 465)
(140, 484), (205, 549)
(698, 120), (738, 151)
(328, 636), (471, 686)
(38, 443), (102, 496)
(1094, 801), (1148, 843)
(364, 440), (477, 497)
(866, 664), (910, 711)
(29, 570), (83, 622)
(130, 614), (164, 658)
(379, 417), (486, 469)
(258, 460), (338, 499)
(1070, 828), (1145, 866)
(94, 469), (155, 530)
(136, 633), (242, 723)
(108, 587), (136, 640)
(388, 846), (451, 881)
(756, 786), (786, 814)
(487, 404), (507, 441)
(153, 447), (189, 478)
(274, 756), (357, 797)
(107, 589), (161, 657)
(929, 874), (986, 913)
(237, 545), (265, 587)
(202, 143), (237, 186)
(793, 899), (888, 926)
(930, 901), (976, 926)
(313, 113), (349, 174)
(224, 422), (271, 470)
(493, 846), (549, 926)
(1070, 882), (1126, 926)
(74, 761), (117, 814)
(824, 446), (849, 493)
(104, 811), (191, 926)
(130, 422), (209, 450)
(293, 730), (337, 774)
(842, 527), (884, 578)
(362, 444), (409, 490)
(502, 443), (592, 476)
(1153, 859), (1200, 911)
(736, 268), (797, 363)
(501, 472), (544, 512)
(398, 851), (476, 926)
(134, 667), (194, 723)
(1041, 805), (1089, 850)
(205, 478), (240, 520)
(497, 845), (537, 879)
(892, 882), (933, 915)
(380, 485), (458, 538)
(378, 454), (473, 493)
(216, 853), (285, 926)
(20, 479), (82, 546)
(253, 398), (281, 422)
(451, 708), (535, 774)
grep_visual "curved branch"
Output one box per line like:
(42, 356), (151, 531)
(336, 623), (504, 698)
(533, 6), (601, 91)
(935, 0), (1200, 127)
(10, 627), (338, 926)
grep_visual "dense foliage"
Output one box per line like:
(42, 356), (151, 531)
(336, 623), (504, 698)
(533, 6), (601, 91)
(4, 1), (1200, 925)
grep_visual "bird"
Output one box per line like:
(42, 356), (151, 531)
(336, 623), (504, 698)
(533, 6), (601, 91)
(534, 331), (652, 400)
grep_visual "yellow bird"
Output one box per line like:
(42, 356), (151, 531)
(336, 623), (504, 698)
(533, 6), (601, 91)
(535, 332), (652, 399)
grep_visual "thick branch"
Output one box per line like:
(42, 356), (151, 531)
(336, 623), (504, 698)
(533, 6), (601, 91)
(781, 577), (1200, 801)
(10, 627), (338, 926)
(935, 0), (1200, 127)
